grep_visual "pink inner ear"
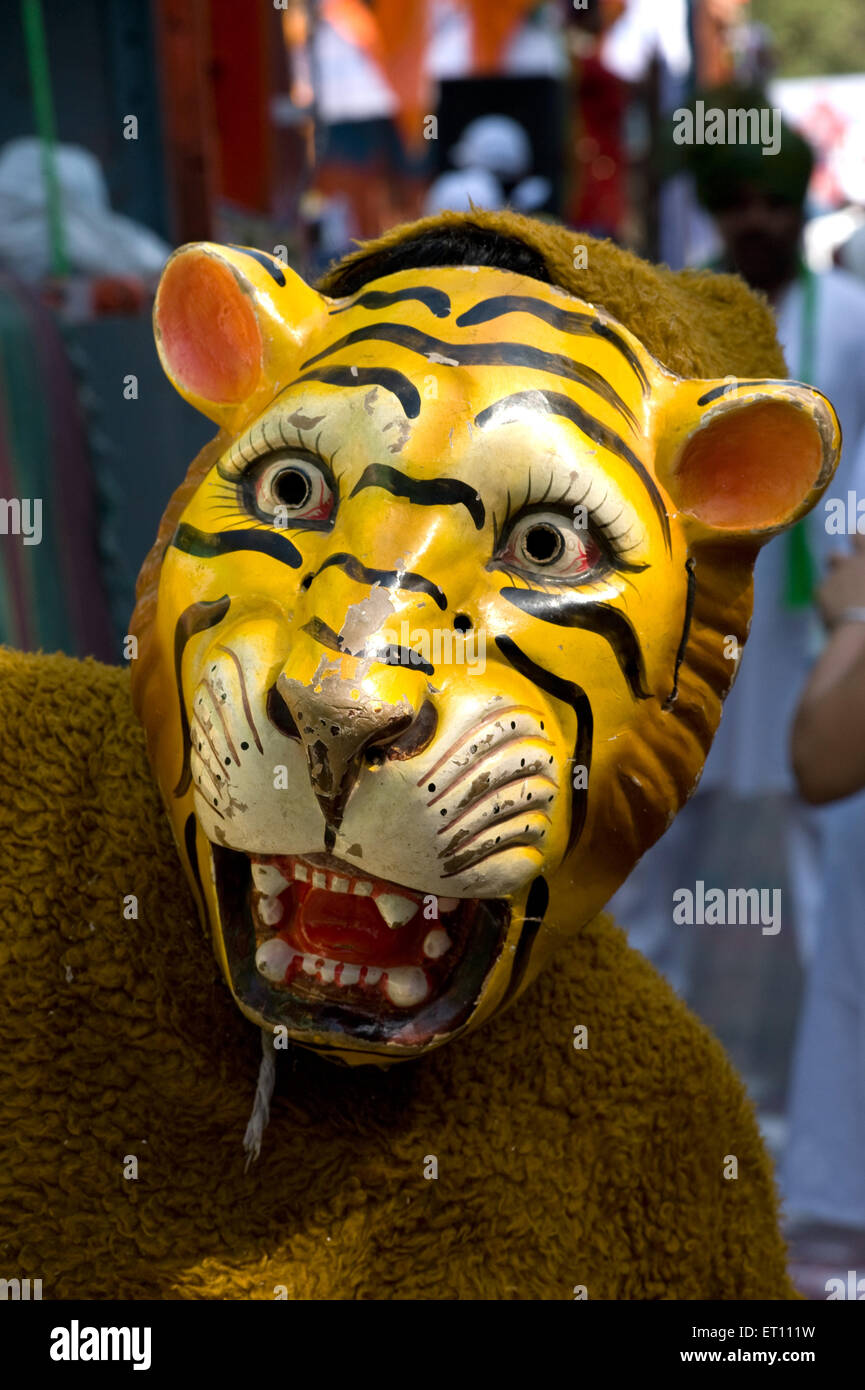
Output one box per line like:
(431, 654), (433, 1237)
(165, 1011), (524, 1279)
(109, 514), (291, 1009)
(674, 399), (823, 532)
(156, 254), (263, 404)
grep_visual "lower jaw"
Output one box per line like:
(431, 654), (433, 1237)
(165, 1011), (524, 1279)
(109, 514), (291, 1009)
(211, 845), (510, 1054)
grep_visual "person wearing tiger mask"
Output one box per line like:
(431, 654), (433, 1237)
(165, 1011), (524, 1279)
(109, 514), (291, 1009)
(0, 209), (840, 1298)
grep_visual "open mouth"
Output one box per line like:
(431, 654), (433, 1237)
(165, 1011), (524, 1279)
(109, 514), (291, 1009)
(211, 845), (510, 1050)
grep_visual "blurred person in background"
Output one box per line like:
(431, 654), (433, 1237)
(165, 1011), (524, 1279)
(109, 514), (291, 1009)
(308, 0), (434, 245)
(423, 113), (551, 215)
(564, 0), (631, 242)
(783, 501), (865, 1294)
(309, 0), (567, 253)
(0, 138), (169, 291)
(794, 534), (865, 806)
(609, 100), (865, 1089)
(422, 165), (504, 215)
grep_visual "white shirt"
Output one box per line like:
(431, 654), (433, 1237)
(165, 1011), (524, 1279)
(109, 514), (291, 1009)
(312, 15), (397, 124)
(429, 0), (566, 80)
(601, 0), (691, 83)
(312, 2), (567, 125)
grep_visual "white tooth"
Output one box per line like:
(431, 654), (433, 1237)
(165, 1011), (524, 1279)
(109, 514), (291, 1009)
(438, 896), (460, 912)
(352, 879), (374, 896)
(312, 870), (327, 889)
(423, 929), (451, 959)
(302, 954), (320, 975)
(252, 863), (289, 895)
(384, 966), (430, 1007)
(318, 959), (336, 984)
(339, 963), (360, 986)
(376, 893), (418, 929)
(293, 863), (309, 882)
(255, 938), (294, 983)
(363, 966), (382, 985)
(258, 894), (284, 926)
(330, 876), (350, 893)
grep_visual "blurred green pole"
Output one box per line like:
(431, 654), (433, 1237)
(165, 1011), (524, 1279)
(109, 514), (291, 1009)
(21, 0), (68, 276)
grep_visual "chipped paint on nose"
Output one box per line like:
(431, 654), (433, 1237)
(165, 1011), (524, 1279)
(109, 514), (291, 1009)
(277, 669), (415, 833)
(337, 584), (398, 654)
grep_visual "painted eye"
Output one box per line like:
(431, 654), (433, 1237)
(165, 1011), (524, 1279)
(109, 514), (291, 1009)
(249, 458), (334, 525)
(500, 511), (603, 581)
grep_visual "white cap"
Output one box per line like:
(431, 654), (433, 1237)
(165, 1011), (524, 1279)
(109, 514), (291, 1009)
(450, 116), (532, 180)
(0, 137), (110, 210)
(423, 168), (505, 216)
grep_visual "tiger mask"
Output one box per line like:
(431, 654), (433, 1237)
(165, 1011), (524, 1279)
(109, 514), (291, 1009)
(130, 215), (839, 1066)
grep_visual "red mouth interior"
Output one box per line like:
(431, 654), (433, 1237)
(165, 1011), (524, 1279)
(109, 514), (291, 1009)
(215, 843), (510, 1036)
(287, 884), (428, 965)
(253, 854), (451, 972)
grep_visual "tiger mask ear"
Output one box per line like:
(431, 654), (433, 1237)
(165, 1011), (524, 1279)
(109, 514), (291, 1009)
(153, 244), (330, 431)
(654, 377), (841, 545)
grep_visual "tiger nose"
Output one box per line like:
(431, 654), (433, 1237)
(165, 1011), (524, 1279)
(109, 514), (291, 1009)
(276, 670), (435, 832)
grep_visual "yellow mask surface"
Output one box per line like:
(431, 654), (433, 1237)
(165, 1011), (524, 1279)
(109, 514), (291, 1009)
(131, 229), (839, 1065)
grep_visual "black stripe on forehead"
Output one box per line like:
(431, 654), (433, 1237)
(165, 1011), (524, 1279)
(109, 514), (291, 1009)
(227, 245), (286, 286)
(329, 287), (451, 318)
(456, 294), (650, 395)
(476, 388), (671, 554)
(290, 367), (421, 418)
(495, 635), (593, 852)
(499, 589), (651, 702)
(302, 325), (640, 432)
(350, 463), (485, 530)
(696, 377), (803, 407)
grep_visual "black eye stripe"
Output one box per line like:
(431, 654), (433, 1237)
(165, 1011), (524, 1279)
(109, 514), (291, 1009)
(349, 463), (485, 530)
(499, 589), (651, 702)
(170, 522), (303, 569)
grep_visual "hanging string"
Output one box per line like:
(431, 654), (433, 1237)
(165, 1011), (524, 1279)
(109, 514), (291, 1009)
(243, 1027), (278, 1170)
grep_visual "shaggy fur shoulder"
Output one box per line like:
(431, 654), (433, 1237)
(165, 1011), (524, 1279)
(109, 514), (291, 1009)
(0, 648), (797, 1299)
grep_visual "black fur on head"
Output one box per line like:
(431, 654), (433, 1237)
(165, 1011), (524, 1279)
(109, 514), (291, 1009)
(319, 222), (552, 298)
